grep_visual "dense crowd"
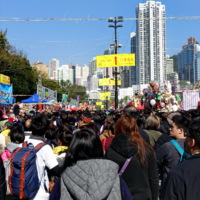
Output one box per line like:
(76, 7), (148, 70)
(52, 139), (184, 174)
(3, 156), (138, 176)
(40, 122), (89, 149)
(0, 103), (200, 200)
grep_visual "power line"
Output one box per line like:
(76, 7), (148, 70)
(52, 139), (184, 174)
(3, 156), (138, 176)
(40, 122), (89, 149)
(0, 16), (200, 21)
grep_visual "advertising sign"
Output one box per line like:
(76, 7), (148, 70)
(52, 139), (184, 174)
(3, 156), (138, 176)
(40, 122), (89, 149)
(96, 54), (135, 68)
(100, 96), (110, 101)
(99, 78), (122, 86)
(37, 85), (57, 102)
(96, 102), (102, 106)
(0, 74), (10, 85)
(99, 92), (111, 98)
(0, 83), (13, 104)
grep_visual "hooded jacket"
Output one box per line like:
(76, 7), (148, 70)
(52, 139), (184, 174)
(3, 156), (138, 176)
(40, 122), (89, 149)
(106, 134), (159, 200)
(61, 159), (122, 200)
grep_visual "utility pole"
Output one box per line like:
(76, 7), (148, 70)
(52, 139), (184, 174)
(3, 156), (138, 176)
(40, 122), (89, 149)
(108, 16), (123, 110)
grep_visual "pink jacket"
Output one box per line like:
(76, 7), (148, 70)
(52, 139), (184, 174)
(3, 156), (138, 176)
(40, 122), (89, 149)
(1, 148), (12, 162)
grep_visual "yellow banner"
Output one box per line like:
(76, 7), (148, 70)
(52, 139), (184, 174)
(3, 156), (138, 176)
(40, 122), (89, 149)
(96, 54), (135, 68)
(101, 105), (104, 109)
(99, 78), (121, 86)
(0, 74), (10, 85)
(96, 102), (102, 106)
(100, 96), (110, 101)
(99, 92), (111, 97)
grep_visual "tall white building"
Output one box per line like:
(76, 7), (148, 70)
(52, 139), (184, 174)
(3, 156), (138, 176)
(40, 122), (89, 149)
(57, 65), (74, 84)
(136, 1), (166, 87)
(166, 55), (174, 76)
(49, 58), (59, 79)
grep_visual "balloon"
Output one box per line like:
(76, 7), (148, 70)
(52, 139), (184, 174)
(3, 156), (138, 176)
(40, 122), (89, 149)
(150, 99), (156, 106)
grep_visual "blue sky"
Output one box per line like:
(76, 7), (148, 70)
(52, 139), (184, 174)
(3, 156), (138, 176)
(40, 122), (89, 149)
(0, 0), (200, 66)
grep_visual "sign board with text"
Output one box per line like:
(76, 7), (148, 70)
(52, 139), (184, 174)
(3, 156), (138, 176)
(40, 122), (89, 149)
(99, 78), (121, 86)
(96, 54), (135, 68)
(0, 74), (10, 85)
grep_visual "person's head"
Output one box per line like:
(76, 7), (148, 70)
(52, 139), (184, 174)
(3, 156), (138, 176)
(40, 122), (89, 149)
(31, 115), (50, 137)
(24, 117), (32, 128)
(137, 115), (147, 129)
(10, 123), (25, 144)
(64, 128), (103, 167)
(146, 114), (160, 129)
(123, 105), (138, 119)
(4, 121), (14, 130)
(185, 117), (200, 154)
(29, 110), (35, 117)
(169, 115), (190, 139)
(57, 124), (73, 146)
(114, 115), (150, 165)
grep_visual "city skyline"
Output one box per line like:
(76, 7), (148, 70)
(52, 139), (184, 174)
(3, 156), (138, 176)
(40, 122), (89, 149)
(0, 0), (200, 66)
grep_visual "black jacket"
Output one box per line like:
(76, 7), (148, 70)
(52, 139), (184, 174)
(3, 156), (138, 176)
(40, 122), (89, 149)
(106, 134), (159, 200)
(0, 157), (6, 200)
(163, 153), (200, 200)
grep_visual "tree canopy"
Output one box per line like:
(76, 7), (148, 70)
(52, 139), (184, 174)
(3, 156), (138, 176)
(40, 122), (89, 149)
(0, 30), (88, 102)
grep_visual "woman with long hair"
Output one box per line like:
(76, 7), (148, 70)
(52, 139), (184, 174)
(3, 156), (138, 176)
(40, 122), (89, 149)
(50, 128), (132, 200)
(106, 115), (159, 200)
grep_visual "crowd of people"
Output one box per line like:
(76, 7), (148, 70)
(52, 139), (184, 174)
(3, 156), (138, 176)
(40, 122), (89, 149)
(0, 103), (200, 200)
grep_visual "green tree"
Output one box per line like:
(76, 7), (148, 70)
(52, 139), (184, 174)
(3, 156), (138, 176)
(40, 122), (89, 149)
(0, 31), (37, 95)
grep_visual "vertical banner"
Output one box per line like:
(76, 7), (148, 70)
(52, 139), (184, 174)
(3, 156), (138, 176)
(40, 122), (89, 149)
(183, 90), (199, 110)
(62, 94), (68, 102)
(76, 95), (80, 103)
(0, 83), (13, 104)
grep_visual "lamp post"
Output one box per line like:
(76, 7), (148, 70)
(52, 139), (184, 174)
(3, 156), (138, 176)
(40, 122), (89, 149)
(108, 16), (123, 110)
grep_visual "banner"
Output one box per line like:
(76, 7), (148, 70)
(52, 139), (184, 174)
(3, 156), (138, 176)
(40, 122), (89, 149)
(96, 54), (135, 68)
(96, 102), (102, 106)
(99, 78), (121, 86)
(37, 85), (57, 102)
(100, 96), (110, 101)
(99, 92), (111, 98)
(0, 83), (13, 104)
(0, 74), (10, 85)
(62, 94), (68, 103)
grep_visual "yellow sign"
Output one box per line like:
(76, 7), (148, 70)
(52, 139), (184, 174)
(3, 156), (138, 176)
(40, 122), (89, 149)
(101, 105), (104, 109)
(99, 78), (121, 86)
(0, 74), (10, 85)
(99, 92), (111, 97)
(96, 54), (135, 68)
(100, 96), (110, 101)
(96, 102), (102, 106)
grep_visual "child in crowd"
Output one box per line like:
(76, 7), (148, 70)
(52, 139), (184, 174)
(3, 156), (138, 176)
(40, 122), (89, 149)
(1, 123), (25, 161)
(53, 124), (73, 166)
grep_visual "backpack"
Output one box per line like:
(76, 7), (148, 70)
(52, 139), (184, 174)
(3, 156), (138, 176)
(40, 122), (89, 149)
(170, 140), (190, 163)
(8, 142), (47, 199)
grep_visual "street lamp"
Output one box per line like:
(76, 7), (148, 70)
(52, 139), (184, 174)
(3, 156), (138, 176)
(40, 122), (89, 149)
(108, 16), (123, 110)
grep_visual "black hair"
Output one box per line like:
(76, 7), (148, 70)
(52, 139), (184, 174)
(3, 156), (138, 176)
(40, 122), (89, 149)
(189, 117), (200, 148)
(10, 123), (25, 144)
(29, 110), (35, 115)
(4, 121), (14, 129)
(31, 115), (50, 136)
(45, 123), (57, 140)
(0, 110), (3, 119)
(57, 124), (73, 146)
(124, 105), (139, 119)
(172, 115), (191, 134)
(137, 115), (147, 129)
(64, 128), (103, 168)
(92, 114), (101, 123)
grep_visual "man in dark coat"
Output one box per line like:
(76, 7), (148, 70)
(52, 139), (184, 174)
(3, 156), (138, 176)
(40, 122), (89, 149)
(0, 157), (6, 200)
(13, 101), (20, 116)
(163, 117), (200, 200)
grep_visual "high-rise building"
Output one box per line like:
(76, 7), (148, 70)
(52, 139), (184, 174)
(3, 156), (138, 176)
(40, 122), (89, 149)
(136, 1), (166, 87)
(49, 58), (59, 79)
(89, 58), (97, 76)
(57, 65), (74, 85)
(166, 55), (174, 76)
(32, 62), (49, 76)
(130, 32), (137, 86)
(178, 37), (200, 83)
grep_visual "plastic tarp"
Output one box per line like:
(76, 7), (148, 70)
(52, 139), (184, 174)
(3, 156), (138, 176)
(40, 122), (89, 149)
(21, 94), (39, 103)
